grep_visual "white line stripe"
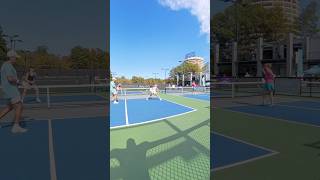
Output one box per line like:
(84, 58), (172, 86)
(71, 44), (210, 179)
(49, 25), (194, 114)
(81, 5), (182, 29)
(165, 92), (210, 103)
(111, 99), (197, 130)
(212, 152), (278, 172)
(182, 94), (209, 102)
(161, 98), (198, 110)
(111, 109), (197, 130)
(124, 97), (129, 125)
(48, 119), (57, 180)
(213, 132), (278, 153)
(211, 132), (279, 172)
(277, 103), (320, 111)
(224, 108), (320, 128)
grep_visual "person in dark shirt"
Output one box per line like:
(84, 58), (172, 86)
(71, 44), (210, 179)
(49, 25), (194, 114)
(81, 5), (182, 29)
(22, 68), (41, 103)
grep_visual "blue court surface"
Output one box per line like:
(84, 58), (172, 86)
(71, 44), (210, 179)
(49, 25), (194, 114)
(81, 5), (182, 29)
(211, 133), (274, 170)
(0, 117), (108, 180)
(228, 100), (320, 127)
(0, 95), (105, 105)
(110, 98), (194, 128)
(184, 93), (209, 101)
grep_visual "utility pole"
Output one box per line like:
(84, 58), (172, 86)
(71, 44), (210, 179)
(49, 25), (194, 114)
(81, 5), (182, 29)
(178, 60), (185, 86)
(153, 72), (159, 79)
(161, 68), (169, 85)
(3, 34), (22, 50)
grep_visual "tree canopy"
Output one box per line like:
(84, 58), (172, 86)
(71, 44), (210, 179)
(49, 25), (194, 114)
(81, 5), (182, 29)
(0, 26), (7, 63)
(296, 0), (320, 37)
(169, 62), (202, 79)
(211, 3), (290, 45)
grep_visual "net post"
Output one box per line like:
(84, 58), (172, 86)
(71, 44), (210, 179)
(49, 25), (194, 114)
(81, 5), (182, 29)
(310, 82), (312, 97)
(299, 79), (302, 96)
(232, 83), (235, 98)
(47, 87), (50, 108)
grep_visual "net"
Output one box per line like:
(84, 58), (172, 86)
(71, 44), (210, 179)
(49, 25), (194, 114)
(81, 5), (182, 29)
(117, 87), (163, 99)
(274, 78), (301, 96)
(300, 81), (320, 97)
(0, 84), (107, 108)
(212, 82), (264, 98)
(119, 88), (150, 96)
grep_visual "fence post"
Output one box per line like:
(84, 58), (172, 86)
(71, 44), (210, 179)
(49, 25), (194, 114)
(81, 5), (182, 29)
(47, 87), (50, 108)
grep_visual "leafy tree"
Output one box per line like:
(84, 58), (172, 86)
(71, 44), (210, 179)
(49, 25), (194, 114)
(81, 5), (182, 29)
(36, 45), (48, 55)
(169, 62), (201, 79)
(211, 3), (290, 61)
(70, 46), (90, 69)
(0, 26), (7, 63)
(296, 0), (320, 37)
(131, 76), (144, 84)
(114, 76), (130, 85)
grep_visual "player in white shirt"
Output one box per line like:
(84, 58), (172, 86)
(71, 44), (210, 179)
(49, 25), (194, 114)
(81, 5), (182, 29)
(146, 84), (161, 100)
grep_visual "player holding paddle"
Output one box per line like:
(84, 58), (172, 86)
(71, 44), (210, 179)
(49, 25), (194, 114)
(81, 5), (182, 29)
(262, 63), (275, 106)
(0, 50), (27, 133)
(147, 84), (162, 101)
(21, 68), (41, 103)
(111, 77), (119, 104)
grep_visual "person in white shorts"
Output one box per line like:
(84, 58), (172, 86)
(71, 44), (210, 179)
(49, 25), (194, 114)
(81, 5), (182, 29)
(110, 77), (119, 104)
(22, 68), (41, 103)
(147, 84), (161, 100)
(0, 50), (27, 133)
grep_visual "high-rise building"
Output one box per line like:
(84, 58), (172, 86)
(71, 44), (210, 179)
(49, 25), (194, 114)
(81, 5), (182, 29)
(251, 0), (300, 23)
(184, 56), (205, 69)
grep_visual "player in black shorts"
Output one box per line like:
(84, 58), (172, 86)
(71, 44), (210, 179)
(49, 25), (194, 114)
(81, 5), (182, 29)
(22, 68), (41, 103)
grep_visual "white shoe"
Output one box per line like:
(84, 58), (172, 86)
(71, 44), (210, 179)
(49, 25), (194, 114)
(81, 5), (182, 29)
(36, 98), (41, 103)
(159, 98), (162, 101)
(146, 98), (149, 100)
(11, 124), (28, 134)
(114, 101), (119, 104)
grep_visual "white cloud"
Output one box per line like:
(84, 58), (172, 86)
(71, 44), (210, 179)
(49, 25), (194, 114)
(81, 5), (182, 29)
(158, 0), (210, 39)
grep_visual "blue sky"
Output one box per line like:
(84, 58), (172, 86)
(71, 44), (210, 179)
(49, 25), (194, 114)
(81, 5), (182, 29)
(110, 0), (210, 79)
(0, 0), (107, 55)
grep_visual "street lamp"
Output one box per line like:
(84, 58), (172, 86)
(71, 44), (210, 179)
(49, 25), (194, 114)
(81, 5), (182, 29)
(3, 34), (22, 50)
(153, 72), (159, 79)
(220, 0), (241, 42)
(161, 68), (169, 85)
(21, 50), (31, 72)
(178, 60), (185, 86)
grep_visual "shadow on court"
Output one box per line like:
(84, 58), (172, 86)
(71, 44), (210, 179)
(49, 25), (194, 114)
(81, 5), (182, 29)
(304, 140), (320, 156)
(110, 119), (210, 180)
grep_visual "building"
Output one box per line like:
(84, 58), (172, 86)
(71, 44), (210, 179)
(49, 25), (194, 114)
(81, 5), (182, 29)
(251, 0), (300, 23)
(184, 56), (205, 69)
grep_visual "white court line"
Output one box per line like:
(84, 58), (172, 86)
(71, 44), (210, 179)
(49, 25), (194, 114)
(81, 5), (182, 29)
(183, 94), (210, 102)
(168, 93), (210, 103)
(277, 103), (320, 111)
(124, 96), (129, 125)
(48, 119), (57, 180)
(110, 99), (197, 130)
(211, 132), (279, 172)
(224, 107), (320, 129)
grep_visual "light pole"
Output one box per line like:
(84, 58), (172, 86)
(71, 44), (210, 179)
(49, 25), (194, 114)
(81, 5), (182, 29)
(153, 72), (159, 79)
(220, 0), (240, 42)
(3, 34), (22, 50)
(178, 60), (185, 86)
(161, 68), (169, 85)
(21, 50), (31, 72)
(111, 72), (117, 79)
